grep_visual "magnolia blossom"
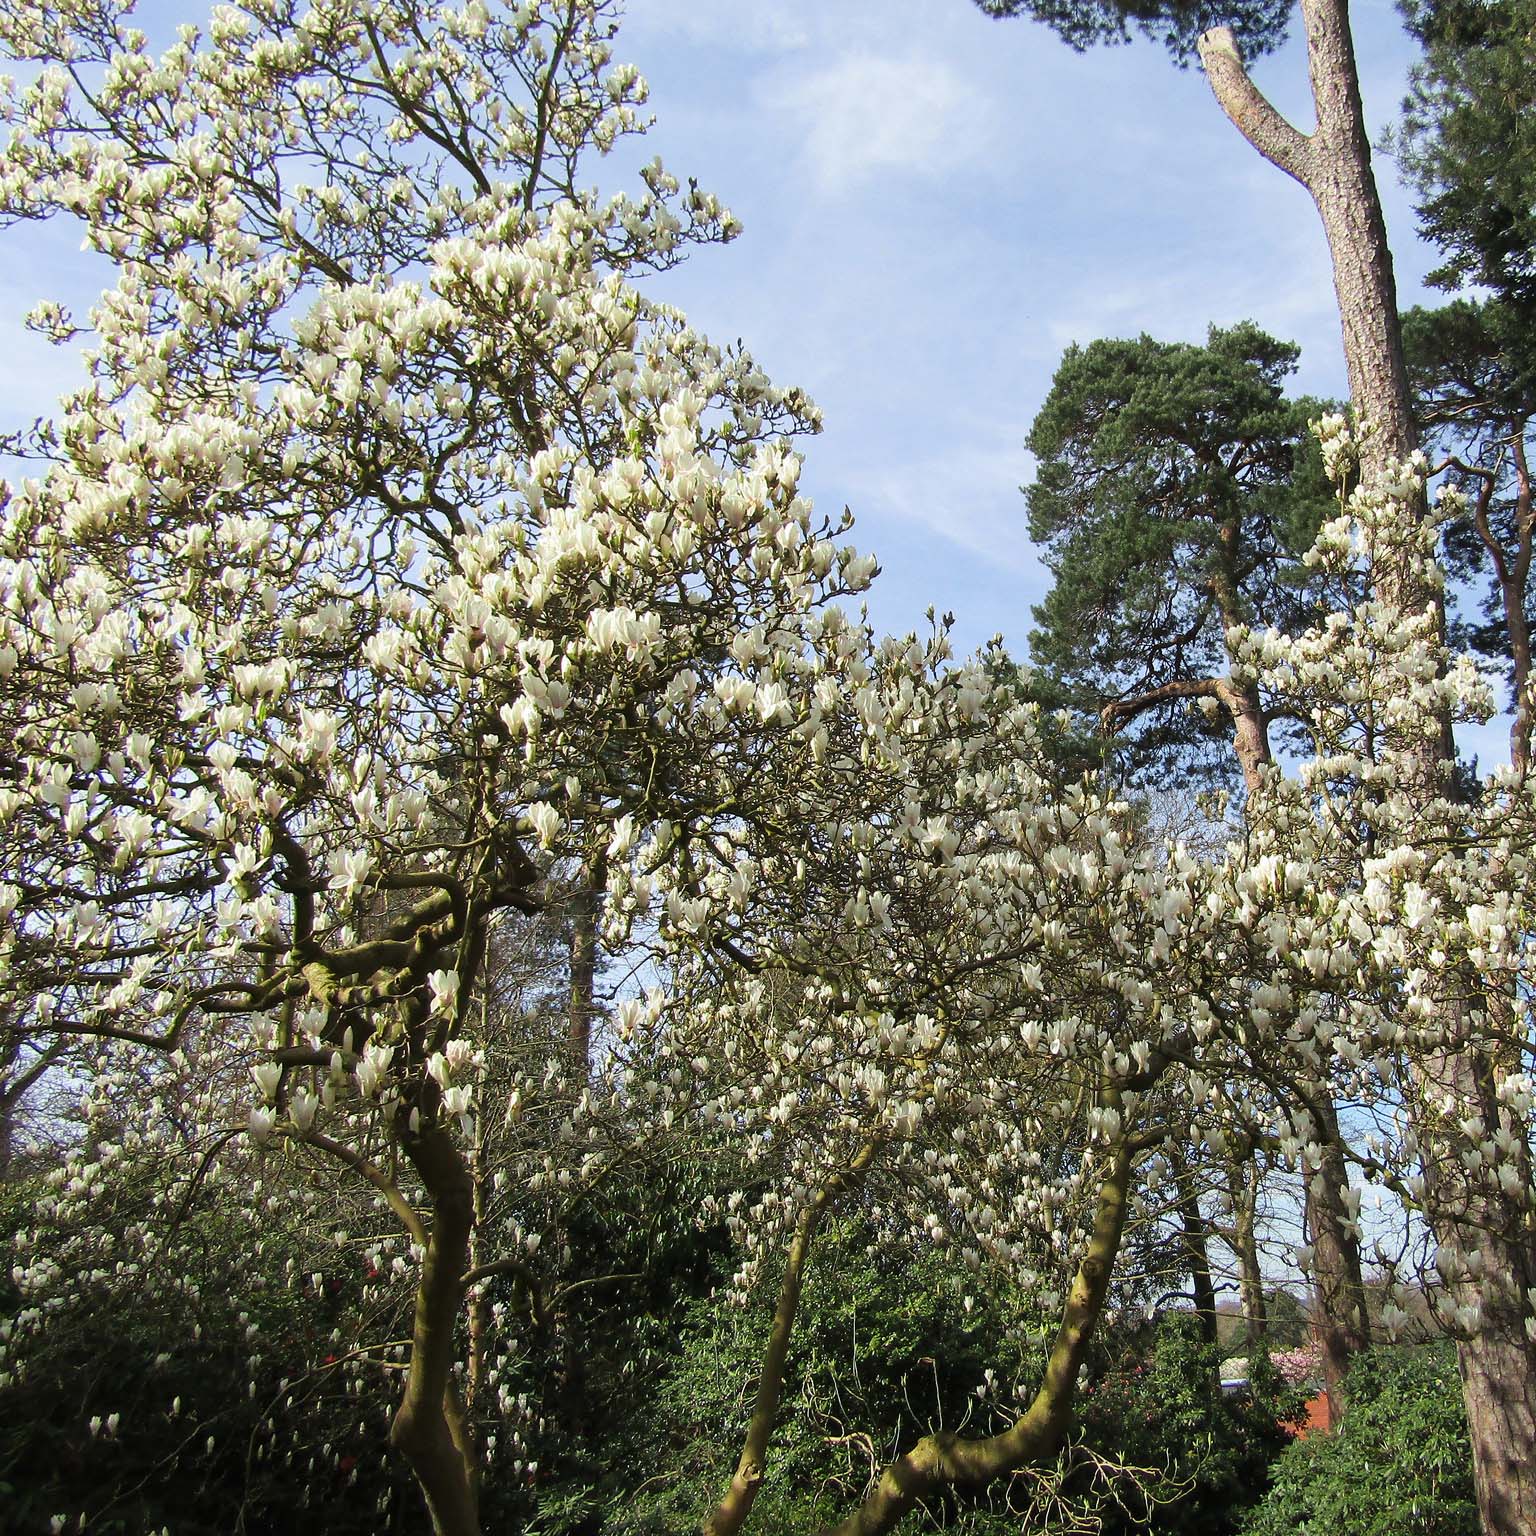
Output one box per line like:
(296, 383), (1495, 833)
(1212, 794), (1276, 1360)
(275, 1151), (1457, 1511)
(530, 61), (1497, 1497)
(3, 2), (1533, 1531)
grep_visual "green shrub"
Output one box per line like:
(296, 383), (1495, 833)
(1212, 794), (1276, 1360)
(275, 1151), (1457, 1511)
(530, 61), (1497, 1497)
(603, 1219), (1054, 1535)
(1240, 1345), (1477, 1536)
(1073, 1314), (1305, 1535)
(0, 1166), (424, 1535)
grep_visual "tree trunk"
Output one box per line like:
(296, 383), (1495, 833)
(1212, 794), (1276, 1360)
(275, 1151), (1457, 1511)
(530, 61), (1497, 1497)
(0, 1032), (61, 1179)
(465, 1137), (491, 1433)
(1459, 1320), (1536, 1536)
(707, 1140), (881, 1536)
(1502, 436), (1533, 774)
(1212, 676), (1271, 794)
(393, 1123), (481, 1536)
(1170, 1147), (1218, 1344)
(1419, 1035), (1536, 1536)
(566, 852), (605, 1069)
(1297, 0), (1415, 464)
(705, 1199), (829, 1536)
(1199, 11), (1536, 1529)
(1228, 1155), (1268, 1343)
(1302, 1097), (1370, 1415)
(818, 1126), (1134, 1536)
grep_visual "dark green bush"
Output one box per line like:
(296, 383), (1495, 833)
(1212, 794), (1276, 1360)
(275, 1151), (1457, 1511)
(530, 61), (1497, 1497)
(1073, 1314), (1305, 1535)
(1239, 1345), (1477, 1536)
(0, 1166), (424, 1535)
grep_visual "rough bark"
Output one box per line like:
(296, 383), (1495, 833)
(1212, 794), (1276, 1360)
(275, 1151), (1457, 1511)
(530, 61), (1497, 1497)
(1458, 1321), (1536, 1536)
(1418, 1034), (1536, 1536)
(1200, 12), (1536, 1530)
(1302, 1096), (1371, 1415)
(1451, 449), (1536, 1530)
(1208, 522), (1275, 794)
(566, 852), (606, 1068)
(1228, 1155), (1268, 1342)
(1509, 437), (1534, 774)
(1169, 1147), (1218, 1344)
(1099, 674), (1271, 793)
(1213, 677), (1272, 794)
(816, 1129), (1134, 1536)
(1199, 10), (1414, 469)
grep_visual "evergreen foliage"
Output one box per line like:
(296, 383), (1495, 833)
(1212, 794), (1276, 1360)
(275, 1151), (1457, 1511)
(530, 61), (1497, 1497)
(1402, 299), (1536, 705)
(1024, 323), (1332, 786)
(1076, 1314), (1305, 1536)
(1394, 0), (1536, 319)
(1240, 1347), (1478, 1536)
(972, 0), (1292, 62)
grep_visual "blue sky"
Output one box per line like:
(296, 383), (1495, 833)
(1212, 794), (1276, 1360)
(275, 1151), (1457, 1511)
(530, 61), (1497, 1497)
(3, 0), (1506, 762)
(612, 0), (1513, 767)
(613, 0), (1442, 655)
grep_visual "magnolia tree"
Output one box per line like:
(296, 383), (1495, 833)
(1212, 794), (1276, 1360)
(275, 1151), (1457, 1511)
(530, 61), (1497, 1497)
(3, 4), (1533, 1536)
(1220, 427), (1536, 1521)
(638, 630), (1245, 1535)
(0, 0), (885, 1527)
(667, 432), (1536, 1536)
(0, 5), (1319, 1533)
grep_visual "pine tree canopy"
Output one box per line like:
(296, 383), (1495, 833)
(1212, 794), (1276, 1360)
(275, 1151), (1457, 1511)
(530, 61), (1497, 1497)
(1025, 322), (1333, 785)
(973, 0), (1293, 61)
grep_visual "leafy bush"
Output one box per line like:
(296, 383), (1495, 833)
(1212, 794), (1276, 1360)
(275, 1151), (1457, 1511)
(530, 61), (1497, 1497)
(602, 1218), (1054, 1535)
(1073, 1314), (1305, 1535)
(1240, 1345), (1477, 1536)
(0, 1160), (424, 1535)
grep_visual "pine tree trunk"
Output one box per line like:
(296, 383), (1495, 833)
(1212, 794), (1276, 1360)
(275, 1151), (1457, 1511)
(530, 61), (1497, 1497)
(1458, 1320), (1536, 1536)
(1229, 1157), (1268, 1342)
(566, 852), (605, 1069)
(1199, 9), (1536, 1528)
(1303, 1097), (1370, 1415)
(1419, 1039), (1536, 1536)
(1170, 1147), (1219, 1344)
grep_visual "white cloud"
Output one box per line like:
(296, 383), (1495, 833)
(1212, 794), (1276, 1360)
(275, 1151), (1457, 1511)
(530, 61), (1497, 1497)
(759, 51), (997, 196)
(1030, 217), (1346, 383)
(630, 1), (810, 53)
(840, 433), (1042, 582)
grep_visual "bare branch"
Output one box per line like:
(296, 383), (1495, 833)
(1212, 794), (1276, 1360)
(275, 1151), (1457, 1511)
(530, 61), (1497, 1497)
(1197, 28), (1313, 189)
(1099, 677), (1222, 735)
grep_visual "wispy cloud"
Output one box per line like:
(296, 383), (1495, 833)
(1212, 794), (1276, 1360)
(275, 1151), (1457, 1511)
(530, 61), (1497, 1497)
(629, 1), (810, 53)
(758, 51), (997, 196)
(838, 425), (1041, 581)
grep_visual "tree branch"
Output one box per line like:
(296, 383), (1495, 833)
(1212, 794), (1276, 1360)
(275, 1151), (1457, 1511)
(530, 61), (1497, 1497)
(1100, 677), (1222, 735)
(302, 1130), (427, 1248)
(817, 1120), (1135, 1536)
(459, 1256), (552, 1328)
(707, 1139), (882, 1536)
(1197, 28), (1313, 189)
